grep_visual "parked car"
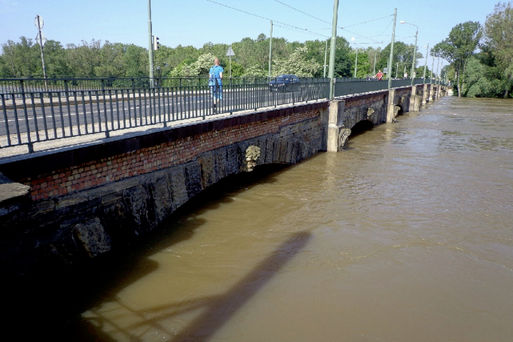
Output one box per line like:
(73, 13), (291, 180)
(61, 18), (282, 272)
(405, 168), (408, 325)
(269, 74), (300, 92)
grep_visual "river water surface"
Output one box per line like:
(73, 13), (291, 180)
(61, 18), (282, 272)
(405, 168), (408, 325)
(79, 96), (513, 341)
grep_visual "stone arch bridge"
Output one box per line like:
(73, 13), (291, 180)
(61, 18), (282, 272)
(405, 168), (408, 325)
(0, 83), (445, 273)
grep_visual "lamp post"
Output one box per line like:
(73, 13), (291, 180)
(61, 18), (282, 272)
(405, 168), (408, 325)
(268, 20), (273, 80)
(351, 37), (358, 78)
(387, 8), (397, 90)
(423, 43), (429, 83)
(328, 0), (340, 99)
(436, 57), (441, 84)
(147, 0), (154, 88)
(400, 20), (419, 86)
(34, 15), (47, 85)
(226, 45), (235, 79)
(323, 39), (328, 78)
(373, 48), (380, 76)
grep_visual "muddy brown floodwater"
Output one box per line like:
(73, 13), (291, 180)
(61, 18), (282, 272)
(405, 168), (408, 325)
(67, 97), (513, 341)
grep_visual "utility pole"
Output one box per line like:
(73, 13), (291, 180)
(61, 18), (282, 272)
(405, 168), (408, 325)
(354, 48), (358, 78)
(226, 46), (235, 79)
(431, 54), (435, 81)
(268, 20), (273, 80)
(436, 57), (441, 84)
(35, 15), (47, 85)
(328, 0), (339, 99)
(323, 39), (328, 78)
(410, 28), (418, 86)
(373, 50), (377, 75)
(423, 43), (429, 83)
(387, 8), (397, 89)
(148, 0), (154, 88)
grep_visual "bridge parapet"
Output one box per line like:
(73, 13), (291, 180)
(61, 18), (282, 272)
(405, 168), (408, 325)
(0, 84), (446, 274)
(0, 102), (329, 273)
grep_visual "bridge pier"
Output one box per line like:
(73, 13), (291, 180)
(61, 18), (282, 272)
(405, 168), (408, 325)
(0, 84), (446, 275)
(386, 89), (397, 123)
(327, 100), (348, 152)
(422, 84), (428, 107)
(430, 84), (435, 102)
(409, 85), (422, 112)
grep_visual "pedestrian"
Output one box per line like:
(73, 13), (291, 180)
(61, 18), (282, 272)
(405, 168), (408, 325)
(375, 69), (384, 80)
(209, 57), (223, 111)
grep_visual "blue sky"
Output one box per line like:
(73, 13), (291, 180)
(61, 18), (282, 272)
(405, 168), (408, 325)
(0, 0), (502, 68)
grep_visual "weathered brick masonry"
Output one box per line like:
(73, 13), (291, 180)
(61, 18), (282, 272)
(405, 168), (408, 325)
(21, 105), (323, 201)
(1, 85), (445, 273)
(0, 102), (328, 272)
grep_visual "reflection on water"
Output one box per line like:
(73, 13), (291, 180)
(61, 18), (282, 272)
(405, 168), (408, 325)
(43, 97), (513, 341)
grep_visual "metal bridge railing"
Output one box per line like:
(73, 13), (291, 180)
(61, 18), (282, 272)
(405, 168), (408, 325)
(0, 77), (431, 153)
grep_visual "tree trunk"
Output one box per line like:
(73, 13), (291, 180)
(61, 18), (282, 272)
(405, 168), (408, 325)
(456, 70), (461, 97)
(459, 63), (466, 97)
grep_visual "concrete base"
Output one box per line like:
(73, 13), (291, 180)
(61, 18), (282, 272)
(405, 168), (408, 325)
(422, 84), (428, 107)
(327, 100), (346, 152)
(386, 89), (396, 123)
(409, 86), (417, 111)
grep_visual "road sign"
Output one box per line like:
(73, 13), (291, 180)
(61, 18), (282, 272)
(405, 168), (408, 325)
(383, 67), (388, 73)
(35, 15), (44, 29)
(226, 46), (235, 57)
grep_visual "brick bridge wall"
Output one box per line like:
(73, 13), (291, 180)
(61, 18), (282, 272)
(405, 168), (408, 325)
(0, 85), (444, 273)
(0, 102), (330, 273)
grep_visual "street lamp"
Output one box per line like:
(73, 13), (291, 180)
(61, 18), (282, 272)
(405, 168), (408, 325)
(148, 0), (154, 88)
(400, 20), (418, 86)
(351, 37), (358, 78)
(423, 44), (429, 83)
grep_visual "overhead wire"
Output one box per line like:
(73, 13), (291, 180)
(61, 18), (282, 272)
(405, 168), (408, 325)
(205, 0), (329, 38)
(274, 0), (393, 45)
(206, 0), (395, 47)
(340, 13), (394, 45)
(273, 0), (330, 25)
(339, 14), (393, 30)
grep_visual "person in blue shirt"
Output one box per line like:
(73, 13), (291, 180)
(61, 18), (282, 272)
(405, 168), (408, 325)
(209, 57), (223, 111)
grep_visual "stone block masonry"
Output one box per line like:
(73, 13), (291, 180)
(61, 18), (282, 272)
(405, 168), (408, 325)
(0, 85), (446, 273)
(0, 102), (329, 273)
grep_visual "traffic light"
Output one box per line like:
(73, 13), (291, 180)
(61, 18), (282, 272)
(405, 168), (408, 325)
(153, 36), (160, 50)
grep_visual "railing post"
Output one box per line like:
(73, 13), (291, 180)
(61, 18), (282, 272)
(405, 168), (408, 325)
(19, 79), (34, 152)
(1, 95), (12, 146)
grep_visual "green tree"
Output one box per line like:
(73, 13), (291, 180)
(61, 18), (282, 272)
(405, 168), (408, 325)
(273, 46), (321, 77)
(242, 64), (267, 78)
(484, 1), (513, 97)
(93, 42), (125, 77)
(349, 49), (371, 78)
(123, 44), (148, 77)
(463, 56), (496, 97)
(1, 37), (40, 76)
(433, 21), (482, 97)
(43, 40), (70, 76)
(65, 40), (102, 77)
(304, 39), (329, 76)
(170, 52), (216, 77)
(333, 37), (352, 77)
(377, 41), (421, 78)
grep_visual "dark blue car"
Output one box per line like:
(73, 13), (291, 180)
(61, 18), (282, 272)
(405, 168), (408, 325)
(269, 74), (300, 92)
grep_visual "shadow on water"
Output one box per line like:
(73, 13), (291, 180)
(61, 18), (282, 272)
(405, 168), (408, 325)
(3, 163), (291, 341)
(82, 230), (312, 342)
(171, 230), (311, 341)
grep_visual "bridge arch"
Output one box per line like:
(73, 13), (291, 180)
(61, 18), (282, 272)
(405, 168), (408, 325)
(349, 119), (374, 138)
